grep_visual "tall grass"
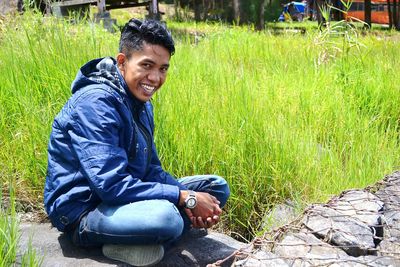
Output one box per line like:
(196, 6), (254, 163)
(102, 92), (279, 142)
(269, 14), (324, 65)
(0, 183), (18, 266)
(0, 11), (399, 241)
(0, 182), (41, 266)
(155, 25), (400, 237)
(0, 12), (118, 193)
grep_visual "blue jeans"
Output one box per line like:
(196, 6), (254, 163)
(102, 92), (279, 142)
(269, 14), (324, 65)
(70, 175), (230, 247)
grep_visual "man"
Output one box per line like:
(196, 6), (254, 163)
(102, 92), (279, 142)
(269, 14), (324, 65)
(44, 18), (230, 266)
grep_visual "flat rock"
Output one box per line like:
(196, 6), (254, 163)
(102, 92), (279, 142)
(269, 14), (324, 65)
(302, 205), (375, 256)
(233, 171), (400, 266)
(274, 232), (348, 266)
(261, 201), (299, 230)
(233, 250), (290, 267)
(18, 223), (246, 267)
(360, 255), (400, 267)
(381, 211), (400, 239)
(377, 238), (400, 258)
(376, 185), (400, 210)
(376, 185), (400, 239)
(384, 171), (400, 186)
(0, 0), (19, 15)
(328, 190), (384, 227)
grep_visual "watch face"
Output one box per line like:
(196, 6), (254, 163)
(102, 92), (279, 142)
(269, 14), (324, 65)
(187, 198), (196, 208)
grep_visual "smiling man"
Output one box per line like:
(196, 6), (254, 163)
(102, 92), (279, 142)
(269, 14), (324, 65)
(44, 19), (230, 266)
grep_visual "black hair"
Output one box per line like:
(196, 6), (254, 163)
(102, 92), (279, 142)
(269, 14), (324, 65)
(119, 18), (175, 58)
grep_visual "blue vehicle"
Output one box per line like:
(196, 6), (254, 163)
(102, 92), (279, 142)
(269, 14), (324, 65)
(278, 1), (308, 22)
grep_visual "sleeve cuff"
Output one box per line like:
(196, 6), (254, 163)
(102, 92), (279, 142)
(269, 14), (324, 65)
(162, 184), (181, 206)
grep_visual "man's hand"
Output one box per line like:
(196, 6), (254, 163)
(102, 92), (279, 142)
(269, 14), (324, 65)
(187, 211), (220, 228)
(180, 190), (222, 228)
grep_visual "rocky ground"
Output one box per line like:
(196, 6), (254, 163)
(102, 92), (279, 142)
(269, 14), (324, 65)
(233, 171), (400, 267)
(18, 224), (246, 267)
(0, 0), (20, 16)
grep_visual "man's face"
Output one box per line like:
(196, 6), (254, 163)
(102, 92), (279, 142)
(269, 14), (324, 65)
(117, 42), (170, 102)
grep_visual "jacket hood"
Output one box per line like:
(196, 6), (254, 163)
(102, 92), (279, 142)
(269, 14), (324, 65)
(71, 57), (127, 95)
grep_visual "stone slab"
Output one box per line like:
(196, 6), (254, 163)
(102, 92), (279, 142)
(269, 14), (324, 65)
(329, 190), (383, 227)
(274, 232), (348, 266)
(302, 205), (375, 256)
(18, 223), (246, 267)
(233, 250), (290, 267)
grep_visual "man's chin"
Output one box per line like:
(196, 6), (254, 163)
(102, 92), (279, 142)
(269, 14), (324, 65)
(138, 94), (152, 102)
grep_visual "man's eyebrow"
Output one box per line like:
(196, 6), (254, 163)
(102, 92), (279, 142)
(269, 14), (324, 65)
(141, 59), (169, 67)
(141, 58), (156, 64)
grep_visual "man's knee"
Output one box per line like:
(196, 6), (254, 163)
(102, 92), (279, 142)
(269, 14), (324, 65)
(149, 201), (184, 241)
(209, 175), (230, 208)
(89, 200), (184, 243)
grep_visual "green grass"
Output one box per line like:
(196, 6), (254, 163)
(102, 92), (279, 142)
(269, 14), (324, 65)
(0, 184), (18, 266)
(0, 12), (119, 192)
(1, 182), (42, 266)
(157, 27), (400, 237)
(0, 11), (399, 243)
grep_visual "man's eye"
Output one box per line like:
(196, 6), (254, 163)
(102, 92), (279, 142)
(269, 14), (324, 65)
(161, 67), (169, 73)
(142, 63), (151, 69)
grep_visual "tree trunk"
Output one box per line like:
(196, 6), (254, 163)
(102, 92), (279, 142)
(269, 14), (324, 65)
(239, 0), (248, 23)
(395, 1), (400, 30)
(255, 0), (266, 30)
(194, 0), (202, 21)
(97, 0), (106, 13)
(388, 0), (393, 28)
(233, 0), (240, 24)
(397, 0), (400, 30)
(202, 0), (209, 20)
(393, 0), (397, 29)
(316, 0), (324, 26)
(364, 0), (371, 28)
(309, 0), (316, 20)
(332, 0), (342, 20)
(174, 0), (179, 18)
(148, 0), (160, 20)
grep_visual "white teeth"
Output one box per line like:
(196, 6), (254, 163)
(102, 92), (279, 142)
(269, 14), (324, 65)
(141, 84), (155, 92)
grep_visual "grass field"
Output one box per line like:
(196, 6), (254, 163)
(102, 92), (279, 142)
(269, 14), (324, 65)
(0, 184), (42, 266)
(161, 21), (400, 237)
(0, 11), (399, 261)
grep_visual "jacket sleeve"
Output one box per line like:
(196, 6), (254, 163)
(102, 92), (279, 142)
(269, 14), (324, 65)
(69, 90), (180, 205)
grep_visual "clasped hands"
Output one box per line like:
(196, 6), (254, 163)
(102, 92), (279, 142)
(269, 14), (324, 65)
(179, 190), (222, 229)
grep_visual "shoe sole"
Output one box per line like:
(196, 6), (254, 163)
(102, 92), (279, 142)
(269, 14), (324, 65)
(102, 244), (164, 267)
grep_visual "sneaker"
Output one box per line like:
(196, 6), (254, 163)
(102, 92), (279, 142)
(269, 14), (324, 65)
(185, 228), (208, 239)
(102, 244), (164, 267)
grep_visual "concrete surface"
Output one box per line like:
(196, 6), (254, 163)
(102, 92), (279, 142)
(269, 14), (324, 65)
(18, 223), (246, 267)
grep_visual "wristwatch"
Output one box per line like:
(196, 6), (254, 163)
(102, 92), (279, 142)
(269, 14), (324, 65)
(184, 190), (197, 209)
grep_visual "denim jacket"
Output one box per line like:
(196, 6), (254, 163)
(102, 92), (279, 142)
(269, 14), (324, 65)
(44, 57), (186, 232)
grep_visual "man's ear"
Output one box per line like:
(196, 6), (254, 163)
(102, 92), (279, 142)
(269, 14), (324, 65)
(116, 53), (127, 71)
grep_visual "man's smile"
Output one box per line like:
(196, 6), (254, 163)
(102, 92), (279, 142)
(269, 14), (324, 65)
(140, 83), (156, 94)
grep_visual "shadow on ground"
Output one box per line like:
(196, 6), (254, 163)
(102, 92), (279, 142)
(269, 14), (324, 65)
(19, 223), (246, 267)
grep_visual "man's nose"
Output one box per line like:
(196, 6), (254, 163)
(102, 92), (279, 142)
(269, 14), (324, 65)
(147, 70), (161, 83)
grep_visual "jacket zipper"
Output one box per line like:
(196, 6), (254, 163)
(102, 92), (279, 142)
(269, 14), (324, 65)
(125, 100), (137, 161)
(133, 107), (152, 171)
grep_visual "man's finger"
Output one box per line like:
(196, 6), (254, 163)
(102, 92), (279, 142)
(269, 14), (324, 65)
(212, 215), (219, 222)
(211, 196), (220, 205)
(185, 208), (194, 218)
(213, 204), (222, 215)
(192, 221), (198, 228)
(197, 216), (206, 228)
